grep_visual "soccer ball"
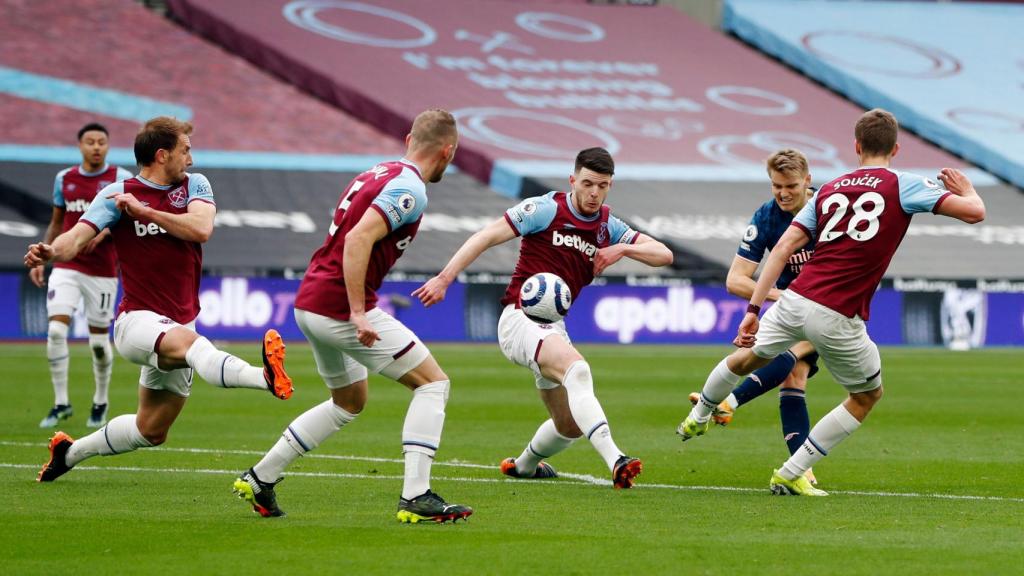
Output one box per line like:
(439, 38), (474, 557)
(519, 272), (571, 324)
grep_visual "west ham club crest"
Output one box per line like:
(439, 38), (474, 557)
(168, 187), (188, 208)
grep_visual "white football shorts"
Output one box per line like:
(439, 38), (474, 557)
(294, 307), (430, 388)
(497, 304), (571, 390)
(753, 291), (881, 393)
(113, 310), (195, 397)
(46, 267), (118, 327)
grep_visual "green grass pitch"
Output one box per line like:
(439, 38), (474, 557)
(2, 342), (1022, 575)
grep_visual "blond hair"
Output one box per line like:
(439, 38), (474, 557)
(765, 148), (809, 177)
(408, 109), (457, 151)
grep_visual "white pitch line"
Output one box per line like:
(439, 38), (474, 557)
(3, 441), (1022, 503)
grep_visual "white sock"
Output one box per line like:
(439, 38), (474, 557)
(65, 414), (152, 466)
(724, 393), (739, 411)
(252, 399), (356, 483)
(515, 419), (577, 475)
(780, 403), (861, 480)
(562, 361), (622, 470)
(47, 321), (70, 406)
(692, 359), (743, 422)
(185, 336), (265, 390)
(89, 332), (113, 405)
(401, 380), (448, 500)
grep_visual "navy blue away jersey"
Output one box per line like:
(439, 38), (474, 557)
(736, 195), (816, 290)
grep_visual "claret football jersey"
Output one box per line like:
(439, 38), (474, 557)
(500, 191), (638, 311)
(295, 159), (427, 321)
(789, 167), (950, 320)
(52, 163), (132, 277)
(80, 173), (215, 323)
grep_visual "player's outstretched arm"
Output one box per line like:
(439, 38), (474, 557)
(735, 225), (809, 347)
(115, 192), (216, 243)
(749, 225), (808, 309)
(413, 218), (516, 307)
(726, 256), (783, 302)
(24, 222), (98, 268)
(935, 168), (985, 224)
(28, 206), (68, 287)
(593, 234), (673, 276)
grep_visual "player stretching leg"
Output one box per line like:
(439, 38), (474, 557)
(416, 147), (673, 489)
(27, 117), (293, 484)
(687, 149), (823, 484)
(234, 110), (471, 523)
(31, 123), (132, 429)
(678, 109), (985, 495)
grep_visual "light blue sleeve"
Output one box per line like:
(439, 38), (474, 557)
(187, 173), (215, 205)
(793, 189), (819, 236)
(504, 192), (558, 236)
(372, 182), (427, 230)
(53, 171), (66, 208)
(608, 214), (639, 245)
(897, 171), (949, 214)
(80, 182), (123, 230)
(115, 167), (133, 182)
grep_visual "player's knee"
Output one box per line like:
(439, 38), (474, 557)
(331, 382), (368, 414)
(142, 429), (168, 446)
(561, 360), (593, 392)
(849, 383), (883, 410)
(47, 320), (69, 346)
(89, 334), (112, 363)
(728, 349), (763, 375)
(867, 383), (884, 403)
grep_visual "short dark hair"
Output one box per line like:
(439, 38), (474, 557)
(855, 109), (899, 157)
(574, 147), (614, 176)
(78, 123), (108, 141)
(134, 117), (193, 166)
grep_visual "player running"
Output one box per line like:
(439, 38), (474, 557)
(677, 109), (985, 496)
(31, 123), (132, 429)
(687, 149), (823, 484)
(27, 117), (293, 484)
(415, 147), (673, 489)
(233, 109), (472, 524)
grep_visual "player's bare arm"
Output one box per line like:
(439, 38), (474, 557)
(726, 255), (783, 302)
(29, 206), (68, 287)
(935, 168), (986, 223)
(343, 208), (391, 347)
(24, 221), (98, 268)
(114, 192), (215, 243)
(593, 234), (673, 276)
(736, 225), (810, 347)
(413, 217), (517, 307)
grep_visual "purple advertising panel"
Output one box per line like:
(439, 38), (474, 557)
(0, 273), (20, 338)
(168, 0), (974, 189)
(565, 284), (905, 345)
(985, 293), (1024, 346)
(3, 273), (1022, 346)
(194, 277), (466, 341)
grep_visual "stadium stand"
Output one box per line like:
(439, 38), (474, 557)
(167, 0), (989, 198)
(0, 0), (401, 155)
(724, 0), (1024, 190)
